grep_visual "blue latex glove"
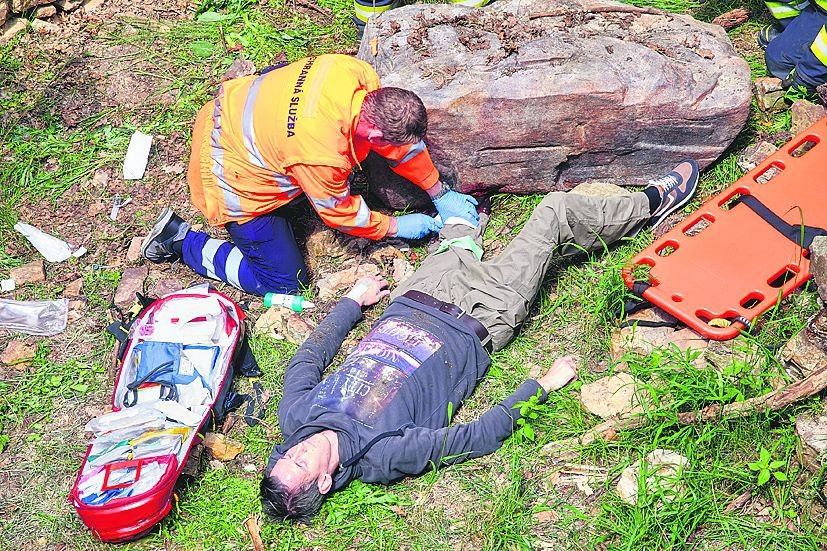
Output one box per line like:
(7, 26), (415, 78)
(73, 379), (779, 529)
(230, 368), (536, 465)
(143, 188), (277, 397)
(434, 189), (480, 225)
(395, 214), (443, 240)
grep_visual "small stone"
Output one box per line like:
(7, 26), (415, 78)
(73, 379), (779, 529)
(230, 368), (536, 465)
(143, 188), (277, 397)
(242, 463), (258, 473)
(609, 308), (677, 361)
(570, 182), (631, 198)
(1, 18), (27, 43)
(55, 0), (83, 10)
(580, 372), (642, 419)
(810, 236), (827, 301)
(203, 432), (244, 461)
(81, 0), (105, 12)
(126, 236), (144, 262)
(305, 227), (348, 273)
(67, 298), (87, 324)
(208, 459), (225, 471)
(712, 7), (749, 30)
(316, 262), (380, 300)
(91, 169), (109, 188)
(113, 265), (148, 309)
(790, 100), (826, 135)
(737, 141), (778, 173)
(222, 59), (256, 81)
(31, 18), (58, 33)
(796, 412), (827, 474)
(9, 260), (46, 285)
(150, 278), (182, 298)
(818, 83), (827, 105)
(161, 163), (186, 175)
(391, 257), (414, 284)
(34, 4), (56, 17)
(616, 450), (688, 505)
(753, 77), (786, 113)
(1, 340), (37, 368)
(368, 244), (407, 265)
(64, 277), (84, 297)
(253, 307), (315, 345)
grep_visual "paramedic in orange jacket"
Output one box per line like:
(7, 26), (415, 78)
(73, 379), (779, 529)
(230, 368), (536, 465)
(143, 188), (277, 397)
(140, 54), (479, 295)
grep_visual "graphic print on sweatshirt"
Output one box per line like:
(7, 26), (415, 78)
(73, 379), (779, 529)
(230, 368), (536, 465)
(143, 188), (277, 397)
(314, 318), (442, 426)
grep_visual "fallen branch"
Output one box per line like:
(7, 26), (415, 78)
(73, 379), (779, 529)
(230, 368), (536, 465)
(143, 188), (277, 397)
(546, 361), (827, 451)
(529, 6), (667, 19)
(292, 0), (333, 21)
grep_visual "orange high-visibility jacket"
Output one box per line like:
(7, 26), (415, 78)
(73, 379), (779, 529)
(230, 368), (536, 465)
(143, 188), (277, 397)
(188, 54), (440, 239)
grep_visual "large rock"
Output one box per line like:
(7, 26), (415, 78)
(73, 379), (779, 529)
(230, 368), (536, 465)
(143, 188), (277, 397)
(10, 0), (50, 12)
(796, 412), (827, 474)
(358, 0), (750, 201)
(810, 236), (827, 302)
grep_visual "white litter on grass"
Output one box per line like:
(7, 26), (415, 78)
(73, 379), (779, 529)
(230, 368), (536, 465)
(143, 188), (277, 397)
(0, 279), (15, 292)
(14, 222), (72, 262)
(72, 247), (88, 258)
(123, 131), (153, 180)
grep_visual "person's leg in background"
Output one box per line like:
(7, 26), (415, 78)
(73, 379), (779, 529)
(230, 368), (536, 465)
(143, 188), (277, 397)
(765, 5), (827, 86)
(143, 208), (309, 296)
(353, 0), (394, 37)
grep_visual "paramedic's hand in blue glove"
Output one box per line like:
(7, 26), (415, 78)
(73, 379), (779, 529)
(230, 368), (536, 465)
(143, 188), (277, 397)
(433, 187), (479, 226)
(346, 275), (390, 307)
(391, 213), (443, 240)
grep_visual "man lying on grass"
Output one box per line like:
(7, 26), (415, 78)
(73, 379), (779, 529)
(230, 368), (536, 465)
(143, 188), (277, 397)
(261, 161), (701, 522)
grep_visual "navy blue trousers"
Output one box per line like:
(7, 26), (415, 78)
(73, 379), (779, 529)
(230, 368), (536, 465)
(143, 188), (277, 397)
(180, 209), (309, 295)
(766, 6), (827, 88)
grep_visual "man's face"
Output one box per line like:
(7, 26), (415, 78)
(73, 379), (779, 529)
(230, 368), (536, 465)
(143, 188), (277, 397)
(269, 433), (332, 493)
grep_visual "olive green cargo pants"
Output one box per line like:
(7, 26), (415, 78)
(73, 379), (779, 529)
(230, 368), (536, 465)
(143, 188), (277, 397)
(391, 191), (651, 352)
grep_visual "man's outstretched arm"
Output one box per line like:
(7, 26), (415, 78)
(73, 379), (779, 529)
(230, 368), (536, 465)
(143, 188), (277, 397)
(371, 357), (577, 482)
(278, 276), (391, 418)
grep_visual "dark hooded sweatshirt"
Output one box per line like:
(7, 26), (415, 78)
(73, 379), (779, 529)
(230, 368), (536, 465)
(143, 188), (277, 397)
(265, 296), (546, 491)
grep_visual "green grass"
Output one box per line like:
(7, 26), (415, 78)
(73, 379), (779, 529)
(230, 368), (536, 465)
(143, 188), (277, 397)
(1, 0), (826, 548)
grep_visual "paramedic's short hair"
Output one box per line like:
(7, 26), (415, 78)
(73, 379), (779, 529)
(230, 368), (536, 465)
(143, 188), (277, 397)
(361, 87), (428, 144)
(261, 475), (324, 523)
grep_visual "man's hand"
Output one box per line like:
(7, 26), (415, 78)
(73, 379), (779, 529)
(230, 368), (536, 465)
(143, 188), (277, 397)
(346, 275), (390, 307)
(434, 188), (479, 226)
(392, 213), (443, 240)
(537, 356), (577, 393)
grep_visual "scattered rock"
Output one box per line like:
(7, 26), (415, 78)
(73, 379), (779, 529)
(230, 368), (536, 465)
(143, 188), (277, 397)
(316, 262), (380, 300)
(67, 298), (87, 324)
(222, 59), (256, 81)
(203, 432), (244, 461)
(616, 449), (688, 505)
(610, 308), (677, 360)
(126, 236), (144, 262)
(753, 77), (786, 113)
(34, 4), (55, 18)
(712, 7), (749, 30)
(580, 372), (642, 419)
(242, 463), (258, 473)
(253, 307), (316, 345)
(55, 0), (83, 10)
(1, 339), (37, 367)
(10, 0), (49, 12)
(9, 260), (45, 285)
(359, 0), (751, 194)
(150, 278), (182, 298)
(818, 83), (827, 105)
(0, 3), (7, 27)
(81, 0), (105, 12)
(796, 412), (827, 474)
(392, 257), (415, 284)
(368, 244), (407, 265)
(703, 336), (751, 372)
(305, 227), (348, 273)
(161, 163), (186, 175)
(64, 277), (84, 297)
(113, 265), (148, 309)
(790, 100), (827, 135)
(737, 141), (778, 172)
(91, 169), (109, 188)
(809, 237), (827, 302)
(30, 18), (58, 33)
(1, 18), (27, 43)
(782, 309), (827, 380)
(570, 182), (631, 198)
(208, 459), (226, 471)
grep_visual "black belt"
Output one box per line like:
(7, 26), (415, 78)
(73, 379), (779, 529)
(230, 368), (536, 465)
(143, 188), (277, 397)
(402, 290), (493, 354)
